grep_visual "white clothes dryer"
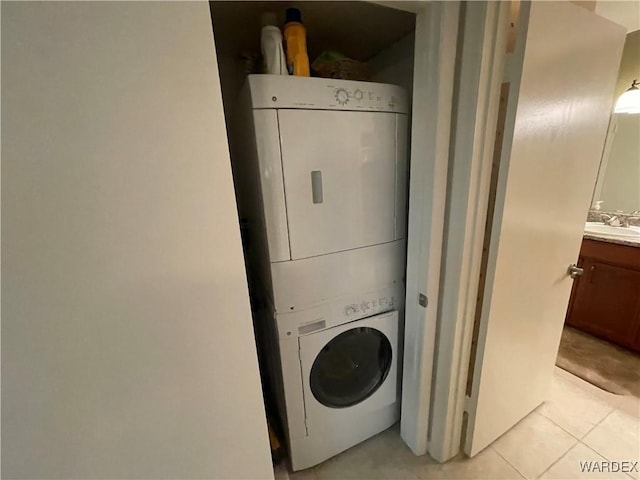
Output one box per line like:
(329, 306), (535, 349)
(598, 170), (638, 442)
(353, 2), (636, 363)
(234, 75), (409, 314)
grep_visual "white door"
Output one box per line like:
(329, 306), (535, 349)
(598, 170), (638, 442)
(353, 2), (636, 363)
(464, 2), (625, 455)
(278, 110), (406, 260)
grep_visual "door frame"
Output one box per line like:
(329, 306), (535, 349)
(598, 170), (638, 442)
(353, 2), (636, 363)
(380, 0), (514, 460)
(384, 0), (460, 457)
(382, 0), (522, 461)
(426, 0), (516, 462)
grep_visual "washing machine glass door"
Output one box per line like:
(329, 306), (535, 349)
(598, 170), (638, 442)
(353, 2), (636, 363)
(309, 327), (392, 408)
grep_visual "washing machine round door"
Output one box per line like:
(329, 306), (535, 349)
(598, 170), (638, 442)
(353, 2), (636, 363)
(309, 327), (392, 408)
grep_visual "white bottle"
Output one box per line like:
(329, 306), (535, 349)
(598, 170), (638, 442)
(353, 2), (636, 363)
(261, 12), (288, 75)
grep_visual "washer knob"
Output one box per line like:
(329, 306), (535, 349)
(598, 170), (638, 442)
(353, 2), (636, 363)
(335, 89), (349, 105)
(354, 89), (363, 100)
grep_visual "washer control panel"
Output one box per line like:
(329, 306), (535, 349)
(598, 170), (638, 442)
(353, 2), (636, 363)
(333, 285), (402, 325)
(342, 294), (396, 320)
(275, 285), (404, 340)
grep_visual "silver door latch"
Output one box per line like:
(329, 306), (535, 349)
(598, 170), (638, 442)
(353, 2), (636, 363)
(419, 293), (428, 307)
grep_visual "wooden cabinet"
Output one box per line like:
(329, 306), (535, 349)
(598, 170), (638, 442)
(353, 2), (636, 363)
(565, 238), (640, 352)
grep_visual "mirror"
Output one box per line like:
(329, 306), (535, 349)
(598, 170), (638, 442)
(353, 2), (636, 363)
(593, 113), (640, 213)
(590, 29), (640, 221)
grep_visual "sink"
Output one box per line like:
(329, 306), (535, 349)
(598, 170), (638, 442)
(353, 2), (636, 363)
(584, 222), (640, 238)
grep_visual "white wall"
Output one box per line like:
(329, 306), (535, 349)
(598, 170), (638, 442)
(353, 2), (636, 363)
(595, 1), (640, 34)
(369, 32), (416, 96)
(1, 2), (273, 478)
(614, 30), (640, 98)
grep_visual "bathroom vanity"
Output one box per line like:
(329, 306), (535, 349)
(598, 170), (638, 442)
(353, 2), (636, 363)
(565, 234), (640, 352)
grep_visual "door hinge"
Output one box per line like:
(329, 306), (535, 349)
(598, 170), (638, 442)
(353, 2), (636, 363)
(419, 293), (428, 308)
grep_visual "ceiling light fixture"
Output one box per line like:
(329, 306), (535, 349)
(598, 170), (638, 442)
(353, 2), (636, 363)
(614, 79), (640, 114)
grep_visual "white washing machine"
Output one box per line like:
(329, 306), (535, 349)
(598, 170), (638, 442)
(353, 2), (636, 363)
(276, 303), (403, 470)
(234, 75), (409, 470)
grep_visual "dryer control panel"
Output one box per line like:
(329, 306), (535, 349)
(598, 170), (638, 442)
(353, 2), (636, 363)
(329, 85), (401, 111)
(247, 74), (409, 114)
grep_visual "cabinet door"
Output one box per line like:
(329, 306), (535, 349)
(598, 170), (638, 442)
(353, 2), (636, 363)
(569, 259), (640, 348)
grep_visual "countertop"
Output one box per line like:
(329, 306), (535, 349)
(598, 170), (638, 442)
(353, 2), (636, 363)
(583, 233), (640, 248)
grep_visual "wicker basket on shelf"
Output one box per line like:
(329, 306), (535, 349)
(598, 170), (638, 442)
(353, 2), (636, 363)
(313, 58), (371, 81)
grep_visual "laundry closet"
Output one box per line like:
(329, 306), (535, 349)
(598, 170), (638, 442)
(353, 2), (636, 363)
(210, 1), (418, 472)
(4, 2), (629, 479)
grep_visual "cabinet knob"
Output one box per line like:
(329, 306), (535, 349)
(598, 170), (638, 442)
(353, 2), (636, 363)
(568, 264), (584, 279)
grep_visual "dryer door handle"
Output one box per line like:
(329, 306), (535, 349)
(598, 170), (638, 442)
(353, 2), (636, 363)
(311, 170), (324, 204)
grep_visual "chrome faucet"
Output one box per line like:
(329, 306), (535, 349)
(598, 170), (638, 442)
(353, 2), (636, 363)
(600, 211), (640, 228)
(600, 213), (622, 226)
(622, 210), (640, 227)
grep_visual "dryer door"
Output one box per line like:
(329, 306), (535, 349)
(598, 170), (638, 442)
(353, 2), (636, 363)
(278, 110), (406, 260)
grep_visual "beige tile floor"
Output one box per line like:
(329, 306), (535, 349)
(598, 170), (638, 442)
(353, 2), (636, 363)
(275, 368), (640, 480)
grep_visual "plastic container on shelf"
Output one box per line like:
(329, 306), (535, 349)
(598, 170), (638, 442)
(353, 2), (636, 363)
(284, 8), (310, 77)
(261, 12), (288, 75)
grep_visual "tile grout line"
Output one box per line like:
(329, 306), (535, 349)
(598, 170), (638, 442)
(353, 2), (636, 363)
(503, 410), (579, 479)
(576, 409), (619, 462)
(537, 402), (615, 442)
(535, 405), (619, 479)
(490, 447), (528, 480)
(573, 409), (639, 479)
(536, 404), (638, 480)
(579, 408), (615, 441)
(535, 440), (578, 480)
(535, 409), (582, 442)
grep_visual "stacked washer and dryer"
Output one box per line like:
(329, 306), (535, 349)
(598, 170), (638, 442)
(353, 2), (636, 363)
(234, 75), (409, 471)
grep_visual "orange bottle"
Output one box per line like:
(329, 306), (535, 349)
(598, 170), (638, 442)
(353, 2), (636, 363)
(284, 8), (310, 77)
